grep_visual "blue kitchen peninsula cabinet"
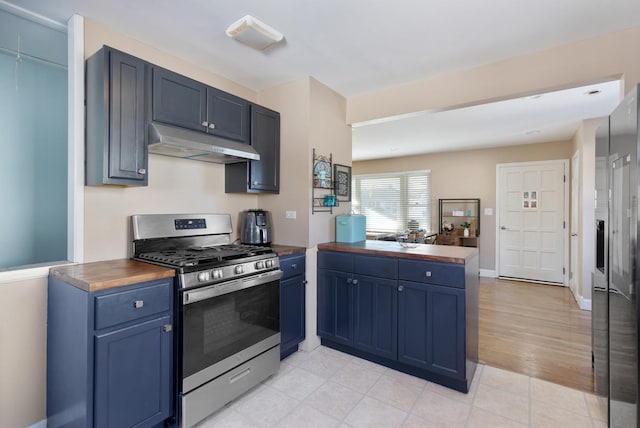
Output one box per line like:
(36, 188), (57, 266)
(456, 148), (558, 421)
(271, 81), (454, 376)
(273, 246), (308, 359)
(47, 260), (176, 428)
(317, 241), (479, 393)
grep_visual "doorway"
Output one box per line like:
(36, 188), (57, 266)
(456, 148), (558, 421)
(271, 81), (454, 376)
(496, 160), (569, 284)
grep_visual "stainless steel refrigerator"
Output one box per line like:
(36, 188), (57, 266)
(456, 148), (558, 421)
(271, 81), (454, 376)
(594, 84), (640, 427)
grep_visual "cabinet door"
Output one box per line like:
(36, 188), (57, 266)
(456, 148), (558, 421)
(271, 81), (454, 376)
(152, 67), (207, 132)
(280, 275), (306, 359)
(249, 104), (280, 192)
(317, 269), (353, 345)
(353, 275), (397, 360)
(398, 281), (465, 379)
(94, 315), (172, 428)
(224, 104), (280, 194)
(108, 49), (147, 182)
(206, 87), (250, 143)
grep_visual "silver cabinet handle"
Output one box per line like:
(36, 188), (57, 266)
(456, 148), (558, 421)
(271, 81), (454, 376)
(571, 233), (578, 237)
(353, 279), (359, 285)
(347, 278), (353, 284)
(137, 168), (146, 175)
(425, 271), (432, 277)
(291, 264), (297, 269)
(133, 300), (144, 309)
(163, 324), (172, 332)
(208, 123), (216, 129)
(500, 226), (507, 230)
(398, 285), (404, 292)
(201, 121), (209, 127)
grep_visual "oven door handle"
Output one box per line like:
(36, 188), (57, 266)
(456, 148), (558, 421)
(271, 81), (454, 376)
(183, 269), (283, 305)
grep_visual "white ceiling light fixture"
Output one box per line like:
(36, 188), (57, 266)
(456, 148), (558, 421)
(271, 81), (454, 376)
(225, 15), (284, 51)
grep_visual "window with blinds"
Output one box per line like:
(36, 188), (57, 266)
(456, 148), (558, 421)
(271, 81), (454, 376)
(352, 170), (431, 233)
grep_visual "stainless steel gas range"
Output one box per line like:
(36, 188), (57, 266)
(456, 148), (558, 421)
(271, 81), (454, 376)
(131, 214), (282, 428)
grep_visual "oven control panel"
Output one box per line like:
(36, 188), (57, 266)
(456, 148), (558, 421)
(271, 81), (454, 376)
(175, 218), (207, 230)
(182, 256), (280, 288)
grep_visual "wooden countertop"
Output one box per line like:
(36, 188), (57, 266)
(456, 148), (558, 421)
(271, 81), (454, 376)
(318, 241), (477, 264)
(50, 259), (175, 292)
(271, 244), (306, 257)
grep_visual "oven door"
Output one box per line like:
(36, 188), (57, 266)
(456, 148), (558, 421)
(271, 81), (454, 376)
(181, 269), (281, 393)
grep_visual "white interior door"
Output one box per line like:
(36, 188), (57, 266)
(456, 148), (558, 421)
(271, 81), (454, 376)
(570, 152), (579, 295)
(498, 161), (567, 284)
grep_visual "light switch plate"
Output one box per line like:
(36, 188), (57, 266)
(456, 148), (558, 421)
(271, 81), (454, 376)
(285, 211), (296, 219)
(484, 208), (493, 216)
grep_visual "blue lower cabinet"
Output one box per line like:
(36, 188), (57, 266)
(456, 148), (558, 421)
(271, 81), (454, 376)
(47, 277), (174, 428)
(317, 269), (353, 345)
(317, 271), (398, 359)
(317, 249), (477, 393)
(279, 254), (306, 359)
(398, 281), (465, 379)
(94, 315), (173, 428)
(353, 275), (398, 359)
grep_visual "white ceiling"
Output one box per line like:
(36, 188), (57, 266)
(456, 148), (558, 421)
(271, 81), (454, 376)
(352, 80), (621, 160)
(5, 0), (639, 159)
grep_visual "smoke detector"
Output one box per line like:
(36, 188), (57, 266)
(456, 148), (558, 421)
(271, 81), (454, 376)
(226, 15), (284, 51)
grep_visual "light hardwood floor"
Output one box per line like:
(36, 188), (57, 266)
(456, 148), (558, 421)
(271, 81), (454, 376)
(479, 277), (594, 393)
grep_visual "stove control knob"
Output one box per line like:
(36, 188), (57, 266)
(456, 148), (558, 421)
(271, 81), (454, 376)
(255, 261), (265, 269)
(197, 272), (210, 282)
(265, 260), (273, 268)
(212, 269), (222, 279)
(235, 265), (244, 274)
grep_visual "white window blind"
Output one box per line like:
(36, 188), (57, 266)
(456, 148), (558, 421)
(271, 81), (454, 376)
(352, 170), (431, 233)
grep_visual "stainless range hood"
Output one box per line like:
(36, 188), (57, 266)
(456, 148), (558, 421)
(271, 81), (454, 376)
(148, 122), (259, 164)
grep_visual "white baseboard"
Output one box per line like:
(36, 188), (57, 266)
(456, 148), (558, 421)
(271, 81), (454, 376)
(578, 297), (592, 311)
(480, 269), (497, 278)
(28, 420), (46, 428)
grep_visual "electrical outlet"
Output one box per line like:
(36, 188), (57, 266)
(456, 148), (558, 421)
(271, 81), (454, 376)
(285, 211), (296, 219)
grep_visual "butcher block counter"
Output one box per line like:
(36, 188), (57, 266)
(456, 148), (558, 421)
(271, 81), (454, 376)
(49, 258), (175, 292)
(317, 240), (476, 264)
(271, 244), (306, 257)
(317, 240), (478, 393)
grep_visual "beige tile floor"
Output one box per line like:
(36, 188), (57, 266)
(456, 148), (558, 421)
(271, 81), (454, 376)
(195, 346), (607, 428)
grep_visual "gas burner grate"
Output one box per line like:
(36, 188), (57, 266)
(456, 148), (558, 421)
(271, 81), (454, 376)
(137, 244), (275, 267)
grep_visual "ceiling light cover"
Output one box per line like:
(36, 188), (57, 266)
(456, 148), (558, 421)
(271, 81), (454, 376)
(226, 15), (283, 51)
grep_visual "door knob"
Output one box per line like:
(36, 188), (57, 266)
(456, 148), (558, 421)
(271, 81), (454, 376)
(137, 168), (146, 175)
(201, 121), (209, 127)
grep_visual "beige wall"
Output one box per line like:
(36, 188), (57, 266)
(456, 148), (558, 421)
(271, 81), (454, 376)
(347, 28), (640, 125)
(353, 141), (574, 271)
(571, 118), (603, 306)
(258, 78), (312, 247)
(0, 276), (47, 428)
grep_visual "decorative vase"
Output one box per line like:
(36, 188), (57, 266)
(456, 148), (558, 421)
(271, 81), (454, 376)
(463, 228), (470, 237)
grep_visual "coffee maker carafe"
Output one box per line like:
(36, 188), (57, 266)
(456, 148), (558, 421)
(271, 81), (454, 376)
(240, 209), (272, 245)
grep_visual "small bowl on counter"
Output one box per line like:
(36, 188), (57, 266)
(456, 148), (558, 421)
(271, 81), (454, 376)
(396, 232), (427, 248)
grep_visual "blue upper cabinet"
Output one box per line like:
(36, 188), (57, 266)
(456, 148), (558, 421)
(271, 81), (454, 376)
(151, 67), (207, 132)
(151, 66), (250, 143)
(207, 87), (251, 143)
(225, 104), (280, 194)
(86, 46), (148, 186)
